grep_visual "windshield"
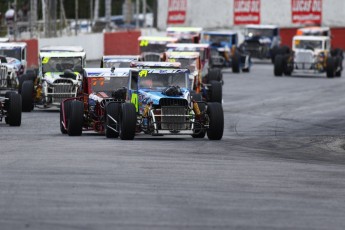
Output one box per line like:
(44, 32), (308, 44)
(295, 40), (323, 50)
(90, 76), (129, 93)
(139, 43), (166, 53)
(139, 72), (187, 89)
(168, 58), (197, 73)
(246, 28), (274, 37)
(104, 61), (131, 68)
(0, 48), (21, 60)
(42, 56), (83, 73)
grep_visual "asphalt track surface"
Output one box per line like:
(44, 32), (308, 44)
(1, 60), (345, 230)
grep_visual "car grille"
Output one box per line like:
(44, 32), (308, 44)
(50, 79), (77, 104)
(161, 106), (187, 130)
(295, 51), (314, 69)
(159, 98), (188, 107)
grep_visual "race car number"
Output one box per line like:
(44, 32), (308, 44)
(92, 78), (104, 86)
(168, 58), (176, 62)
(139, 70), (148, 77)
(42, 57), (50, 64)
(140, 40), (149, 47)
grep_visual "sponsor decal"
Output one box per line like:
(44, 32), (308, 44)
(234, 0), (260, 25)
(291, 0), (322, 24)
(167, 0), (187, 24)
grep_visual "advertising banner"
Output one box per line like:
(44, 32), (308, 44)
(234, 0), (260, 25)
(167, 0), (187, 24)
(291, 0), (322, 25)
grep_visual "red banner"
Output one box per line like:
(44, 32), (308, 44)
(291, 0), (322, 25)
(167, 0), (187, 24)
(234, 0), (260, 25)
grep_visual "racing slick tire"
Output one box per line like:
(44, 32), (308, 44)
(274, 55), (284, 76)
(6, 92), (22, 126)
(21, 80), (34, 112)
(119, 103), (136, 140)
(326, 57), (335, 78)
(105, 102), (121, 138)
(231, 52), (241, 73)
(335, 56), (342, 77)
(206, 102), (224, 140)
(208, 68), (223, 83)
(209, 81), (222, 103)
(283, 54), (292, 76)
(60, 100), (72, 134)
(18, 74), (36, 94)
(67, 100), (84, 136)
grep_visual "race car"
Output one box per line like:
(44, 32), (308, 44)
(20, 50), (87, 111)
(0, 91), (22, 126)
(274, 35), (342, 78)
(100, 55), (140, 68)
(240, 24), (280, 63)
(60, 67), (130, 136)
(0, 42), (27, 76)
(201, 31), (251, 72)
(0, 56), (19, 89)
(165, 43), (223, 81)
(166, 27), (203, 43)
(163, 51), (222, 103)
(117, 68), (224, 140)
(138, 36), (178, 61)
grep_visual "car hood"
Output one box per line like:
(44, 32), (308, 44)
(43, 72), (79, 84)
(139, 88), (190, 105)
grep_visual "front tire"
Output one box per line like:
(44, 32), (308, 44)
(7, 93), (22, 126)
(206, 103), (224, 140)
(209, 81), (222, 103)
(274, 55), (284, 76)
(21, 80), (34, 112)
(67, 100), (84, 136)
(326, 57), (335, 78)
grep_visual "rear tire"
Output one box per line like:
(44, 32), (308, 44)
(7, 93), (22, 126)
(206, 103), (224, 140)
(21, 80), (34, 112)
(67, 100), (84, 136)
(209, 81), (222, 103)
(119, 103), (137, 140)
(207, 68), (223, 83)
(105, 102), (121, 138)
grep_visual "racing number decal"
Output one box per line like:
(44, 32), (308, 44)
(131, 93), (139, 112)
(140, 40), (149, 47)
(92, 78), (104, 86)
(168, 58), (176, 62)
(42, 57), (50, 64)
(139, 70), (148, 77)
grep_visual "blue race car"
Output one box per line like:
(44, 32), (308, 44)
(105, 68), (224, 140)
(201, 31), (251, 73)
